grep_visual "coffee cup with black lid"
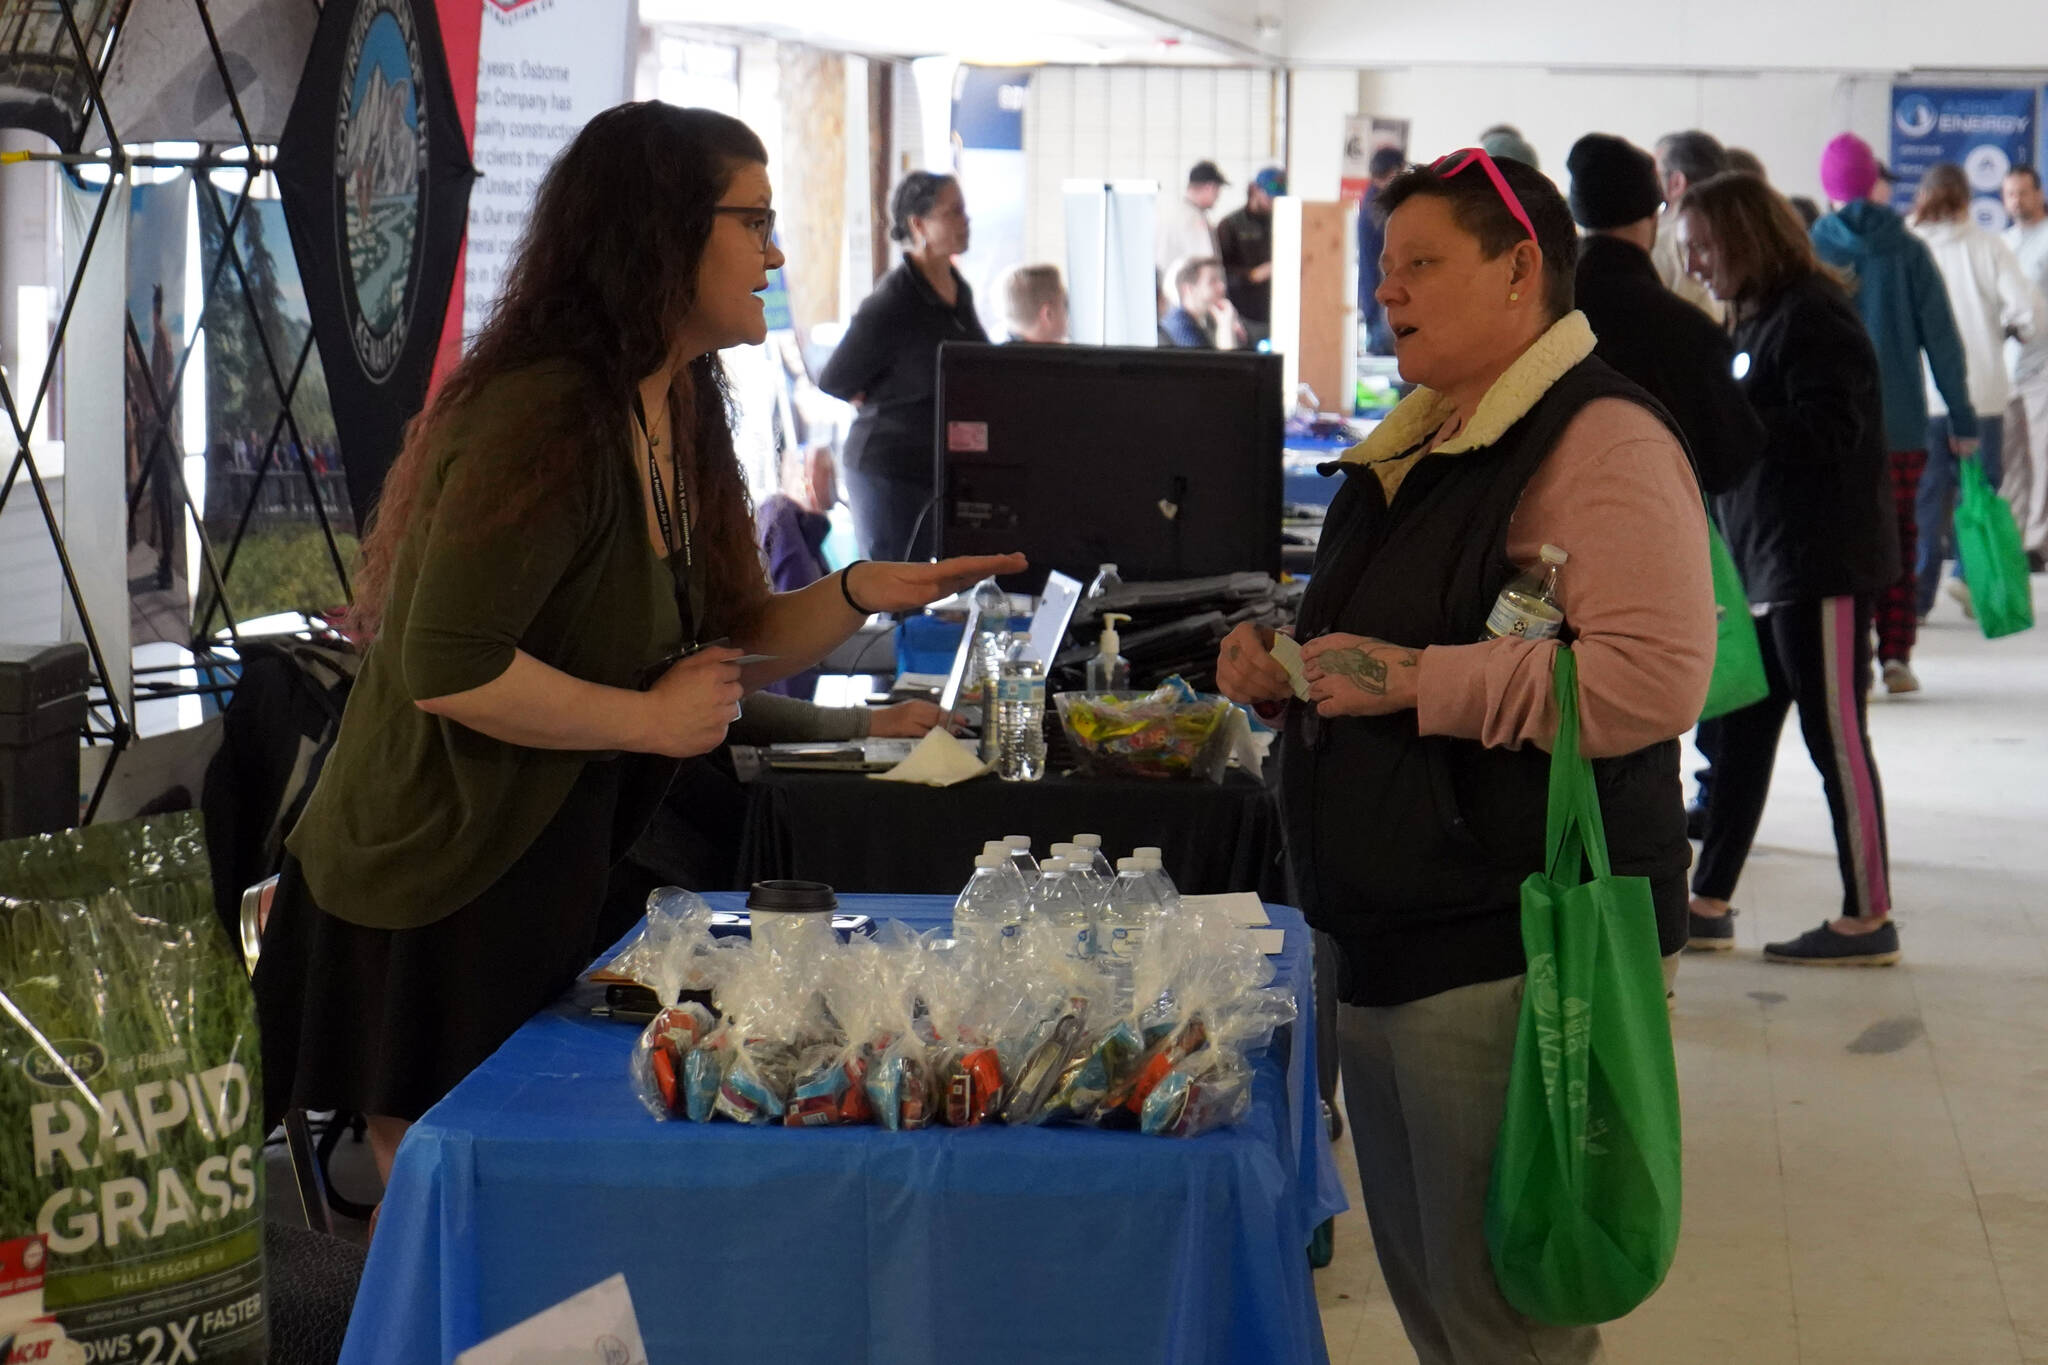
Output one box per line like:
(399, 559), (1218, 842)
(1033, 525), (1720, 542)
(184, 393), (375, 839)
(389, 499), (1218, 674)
(746, 880), (838, 958)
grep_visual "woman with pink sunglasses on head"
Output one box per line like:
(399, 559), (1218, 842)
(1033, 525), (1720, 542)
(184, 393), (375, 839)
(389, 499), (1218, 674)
(1217, 148), (1713, 1365)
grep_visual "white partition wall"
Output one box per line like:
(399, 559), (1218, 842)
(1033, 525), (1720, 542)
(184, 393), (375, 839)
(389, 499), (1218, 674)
(1027, 67), (1281, 266)
(1063, 178), (1159, 347)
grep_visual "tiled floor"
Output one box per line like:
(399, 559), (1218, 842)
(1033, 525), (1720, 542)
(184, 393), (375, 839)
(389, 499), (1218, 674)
(1317, 583), (2048, 1365)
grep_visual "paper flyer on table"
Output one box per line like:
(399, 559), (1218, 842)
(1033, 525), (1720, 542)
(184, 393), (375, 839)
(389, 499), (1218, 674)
(455, 1273), (646, 1365)
(1181, 892), (1271, 927)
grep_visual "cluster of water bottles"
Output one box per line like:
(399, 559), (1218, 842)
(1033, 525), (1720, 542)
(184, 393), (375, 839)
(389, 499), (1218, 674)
(971, 565), (1123, 784)
(951, 832), (1180, 1015)
(970, 578), (1047, 783)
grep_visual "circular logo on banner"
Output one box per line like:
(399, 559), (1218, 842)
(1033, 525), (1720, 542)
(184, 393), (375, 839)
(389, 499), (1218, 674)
(1896, 95), (1938, 139)
(1972, 196), (2012, 233)
(1966, 143), (2013, 193)
(334, 0), (428, 383)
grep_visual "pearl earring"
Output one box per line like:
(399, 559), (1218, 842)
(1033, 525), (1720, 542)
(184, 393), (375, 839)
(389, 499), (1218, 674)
(1509, 291), (1521, 302)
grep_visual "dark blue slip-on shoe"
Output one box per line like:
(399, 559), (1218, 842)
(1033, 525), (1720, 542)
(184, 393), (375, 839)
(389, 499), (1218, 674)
(1764, 919), (1901, 966)
(1686, 907), (1736, 952)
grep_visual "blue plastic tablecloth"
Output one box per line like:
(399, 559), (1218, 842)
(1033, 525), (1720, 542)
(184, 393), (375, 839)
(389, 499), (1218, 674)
(337, 894), (1346, 1365)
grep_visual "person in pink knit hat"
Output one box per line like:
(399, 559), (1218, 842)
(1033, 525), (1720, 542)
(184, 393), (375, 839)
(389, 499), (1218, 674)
(1811, 132), (1979, 695)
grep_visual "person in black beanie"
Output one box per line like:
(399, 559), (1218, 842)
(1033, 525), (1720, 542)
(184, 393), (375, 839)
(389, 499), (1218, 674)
(1568, 132), (1764, 864)
(1569, 133), (1763, 497)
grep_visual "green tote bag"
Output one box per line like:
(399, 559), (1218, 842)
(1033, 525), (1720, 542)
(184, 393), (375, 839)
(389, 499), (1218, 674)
(1484, 647), (1684, 1326)
(1954, 453), (2035, 640)
(1700, 514), (1768, 720)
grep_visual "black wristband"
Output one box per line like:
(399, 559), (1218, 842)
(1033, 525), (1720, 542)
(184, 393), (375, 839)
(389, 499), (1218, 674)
(840, 561), (876, 615)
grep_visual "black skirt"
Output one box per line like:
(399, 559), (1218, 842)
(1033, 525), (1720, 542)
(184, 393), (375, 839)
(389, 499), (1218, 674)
(254, 753), (675, 1126)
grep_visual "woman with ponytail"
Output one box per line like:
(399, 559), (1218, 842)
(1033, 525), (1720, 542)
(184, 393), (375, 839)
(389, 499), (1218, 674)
(819, 171), (988, 560)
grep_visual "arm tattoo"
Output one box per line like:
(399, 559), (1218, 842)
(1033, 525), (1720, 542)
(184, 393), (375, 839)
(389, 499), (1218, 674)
(1227, 643), (1242, 662)
(1320, 647), (1388, 694)
(1320, 645), (1416, 696)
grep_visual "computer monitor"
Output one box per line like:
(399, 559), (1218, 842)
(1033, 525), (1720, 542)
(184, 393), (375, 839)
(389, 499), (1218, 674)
(934, 343), (1284, 590)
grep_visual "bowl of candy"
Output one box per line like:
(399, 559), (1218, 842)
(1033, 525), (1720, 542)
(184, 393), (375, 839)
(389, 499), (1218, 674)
(1054, 680), (1237, 783)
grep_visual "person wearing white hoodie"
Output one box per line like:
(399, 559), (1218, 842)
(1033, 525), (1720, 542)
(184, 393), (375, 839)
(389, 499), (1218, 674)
(1909, 163), (2039, 628)
(2002, 166), (2048, 559)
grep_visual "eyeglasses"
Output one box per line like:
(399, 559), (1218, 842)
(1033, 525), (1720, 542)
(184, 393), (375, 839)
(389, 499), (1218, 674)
(1430, 148), (1538, 244)
(712, 205), (777, 253)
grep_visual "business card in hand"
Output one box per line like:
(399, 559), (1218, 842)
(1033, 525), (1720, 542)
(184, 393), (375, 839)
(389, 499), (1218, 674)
(1268, 634), (1312, 700)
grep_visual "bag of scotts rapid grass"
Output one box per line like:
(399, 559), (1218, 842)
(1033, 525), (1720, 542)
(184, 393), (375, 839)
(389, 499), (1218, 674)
(0, 814), (266, 1363)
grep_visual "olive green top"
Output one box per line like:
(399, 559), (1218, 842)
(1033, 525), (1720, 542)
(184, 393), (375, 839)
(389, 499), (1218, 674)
(287, 363), (688, 930)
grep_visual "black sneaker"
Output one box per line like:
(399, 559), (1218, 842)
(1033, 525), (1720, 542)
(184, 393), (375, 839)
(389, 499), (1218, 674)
(1764, 920), (1901, 966)
(1686, 907), (1736, 952)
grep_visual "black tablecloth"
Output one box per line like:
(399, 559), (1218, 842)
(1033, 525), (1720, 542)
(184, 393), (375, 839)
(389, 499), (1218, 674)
(731, 768), (1289, 898)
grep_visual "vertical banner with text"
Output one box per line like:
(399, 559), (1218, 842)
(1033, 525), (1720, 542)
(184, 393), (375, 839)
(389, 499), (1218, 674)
(462, 0), (633, 340)
(1890, 86), (2037, 231)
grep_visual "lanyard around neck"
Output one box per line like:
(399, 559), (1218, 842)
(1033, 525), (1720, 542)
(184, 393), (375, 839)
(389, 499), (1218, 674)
(632, 391), (692, 572)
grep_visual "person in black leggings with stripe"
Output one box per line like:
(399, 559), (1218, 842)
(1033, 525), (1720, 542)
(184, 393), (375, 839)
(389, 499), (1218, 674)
(1675, 172), (1901, 965)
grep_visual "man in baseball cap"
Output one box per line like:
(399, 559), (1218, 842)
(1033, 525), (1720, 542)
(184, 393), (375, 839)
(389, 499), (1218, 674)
(1157, 160), (1228, 276)
(1219, 166), (1288, 343)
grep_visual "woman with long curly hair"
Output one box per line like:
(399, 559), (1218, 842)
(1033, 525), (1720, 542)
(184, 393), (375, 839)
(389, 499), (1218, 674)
(254, 103), (1020, 1181)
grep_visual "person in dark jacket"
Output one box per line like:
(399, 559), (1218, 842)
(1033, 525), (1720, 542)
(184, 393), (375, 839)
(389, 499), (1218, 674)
(1677, 171), (1903, 966)
(1568, 134), (1765, 839)
(1566, 133), (1764, 494)
(818, 171), (990, 561)
(1811, 133), (1977, 692)
(1218, 149), (1712, 1365)
(1356, 146), (1407, 354)
(1217, 167), (1284, 344)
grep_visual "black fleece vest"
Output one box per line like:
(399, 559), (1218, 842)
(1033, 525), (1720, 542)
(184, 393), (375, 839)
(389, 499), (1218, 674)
(1281, 356), (1692, 1007)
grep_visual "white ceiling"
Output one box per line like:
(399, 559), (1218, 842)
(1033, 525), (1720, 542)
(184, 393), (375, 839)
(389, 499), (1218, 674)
(659, 0), (2048, 75)
(635, 0), (1271, 66)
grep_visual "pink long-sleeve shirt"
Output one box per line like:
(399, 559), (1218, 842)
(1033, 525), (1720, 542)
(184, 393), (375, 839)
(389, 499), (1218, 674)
(1415, 397), (1716, 758)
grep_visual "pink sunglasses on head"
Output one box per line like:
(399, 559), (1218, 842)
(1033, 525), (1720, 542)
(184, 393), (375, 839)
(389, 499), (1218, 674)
(1430, 147), (1538, 243)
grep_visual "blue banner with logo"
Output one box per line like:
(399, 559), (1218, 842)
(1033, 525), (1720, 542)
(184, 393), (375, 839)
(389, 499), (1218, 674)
(1890, 86), (2038, 231)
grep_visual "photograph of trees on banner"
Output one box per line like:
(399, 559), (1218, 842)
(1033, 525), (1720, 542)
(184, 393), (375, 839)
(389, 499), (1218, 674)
(197, 188), (352, 627)
(125, 174), (190, 645)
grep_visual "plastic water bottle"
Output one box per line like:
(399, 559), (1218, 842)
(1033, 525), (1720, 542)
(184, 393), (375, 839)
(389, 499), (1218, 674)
(1031, 858), (1096, 964)
(954, 853), (1025, 956)
(1047, 846), (1102, 914)
(1052, 844), (1111, 906)
(1072, 834), (1117, 882)
(1097, 857), (1164, 1014)
(997, 660), (1047, 782)
(983, 840), (1033, 900)
(1484, 544), (1568, 641)
(1085, 563), (1124, 602)
(1001, 835), (1040, 889)
(1132, 847), (1181, 910)
(971, 578), (1013, 761)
